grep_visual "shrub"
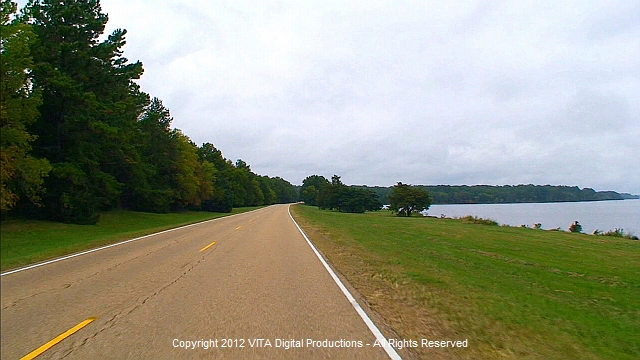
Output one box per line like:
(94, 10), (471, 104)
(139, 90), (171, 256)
(594, 228), (638, 240)
(569, 221), (582, 233)
(460, 215), (499, 226)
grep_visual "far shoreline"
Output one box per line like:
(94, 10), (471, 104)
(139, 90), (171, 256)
(429, 198), (639, 206)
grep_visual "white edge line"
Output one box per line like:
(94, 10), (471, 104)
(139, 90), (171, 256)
(287, 205), (402, 360)
(1, 207), (267, 277)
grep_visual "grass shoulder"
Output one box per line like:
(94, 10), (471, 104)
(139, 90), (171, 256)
(1, 206), (264, 272)
(290, 204), (640, 360)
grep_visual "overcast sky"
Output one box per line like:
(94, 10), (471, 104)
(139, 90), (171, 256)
(19, 1), (640, 192)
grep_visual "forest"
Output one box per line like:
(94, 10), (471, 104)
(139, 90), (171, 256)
(0, 0), (297, 224)
(354, 184), (637, 205)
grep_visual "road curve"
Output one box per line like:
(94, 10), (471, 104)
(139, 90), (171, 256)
(1, 204), (393, 359)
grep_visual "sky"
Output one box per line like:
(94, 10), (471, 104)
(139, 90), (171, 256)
(17, 1), (640, 192)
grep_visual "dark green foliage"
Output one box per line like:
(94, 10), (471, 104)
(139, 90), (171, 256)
(198, 143), (233, 212)
(316, 175), (381, 213)
(388, 182), (432, 217)
(339, 187), (382, 213)
(1, 0), (51, 212)
(2, 0), (298, 223)
(459, 215), (499, 226)
(269, 176), (299, 204)
(21, 0), (147, 222)
(356, 184), (633, 205)
(46, 162), (100, 224)
(300, 175), (329, 205)
(259, 176), (277, 205)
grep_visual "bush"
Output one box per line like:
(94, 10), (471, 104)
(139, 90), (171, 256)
(460, 215), (498, 226)
(593, 228), (638, 240)
(569, 221), (582, 233)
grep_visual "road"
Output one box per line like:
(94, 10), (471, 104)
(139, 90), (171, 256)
(1, 204), (395, 359)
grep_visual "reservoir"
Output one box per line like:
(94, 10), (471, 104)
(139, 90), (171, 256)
(426, 199), (640, 236)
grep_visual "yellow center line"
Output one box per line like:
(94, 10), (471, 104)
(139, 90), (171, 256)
(199, 241), (217, 252)
(235, 225), (242, 230)
(21, 317), (96, 360)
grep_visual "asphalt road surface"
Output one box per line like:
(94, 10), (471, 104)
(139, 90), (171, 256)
(1, 204), (395, 359)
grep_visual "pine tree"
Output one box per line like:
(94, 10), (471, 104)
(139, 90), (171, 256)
(24, 0), (146, 223)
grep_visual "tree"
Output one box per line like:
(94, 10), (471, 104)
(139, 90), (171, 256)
(22, 0), (146, 222)
(388, 182), (432, 217)
(315, 175), (381, 213)
(317, 175), (343, 210)
(128, 99), (216, 212)
(127, 98), (176, 212)
(269, 176), (298, 203)
(300, 185), (318, 205)
(258, 176), (277, 205)
(337, 187), (381, 213)
(300, 175), (329, 205)
(1, 0), (51, 212)
(198, 143), (233, 212)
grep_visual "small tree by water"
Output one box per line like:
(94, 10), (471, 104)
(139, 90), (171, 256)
(569, 221), (582, 233)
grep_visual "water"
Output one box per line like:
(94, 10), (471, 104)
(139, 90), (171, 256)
(425, 200), (640, 235)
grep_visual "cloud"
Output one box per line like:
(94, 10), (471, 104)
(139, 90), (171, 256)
(16, 0), (640, 193)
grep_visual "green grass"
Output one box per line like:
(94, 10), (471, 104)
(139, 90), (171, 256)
(292, 205), (640, 360)
(0, 207), (262, 272)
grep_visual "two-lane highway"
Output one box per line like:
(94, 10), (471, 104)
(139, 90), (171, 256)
(1, 205), (396, 359)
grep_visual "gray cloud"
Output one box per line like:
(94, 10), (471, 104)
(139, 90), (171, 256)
(17, 0), (640, 193)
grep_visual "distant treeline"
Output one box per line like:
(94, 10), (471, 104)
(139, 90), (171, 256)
(353, 185), (638, 205)
(1, 1), (297, 224)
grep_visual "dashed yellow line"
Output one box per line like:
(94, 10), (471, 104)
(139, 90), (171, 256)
(21, 317), (96, 360)
(235, 225), (242, 230)
(199, 241), (217, 252)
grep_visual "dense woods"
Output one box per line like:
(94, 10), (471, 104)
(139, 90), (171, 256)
(302, 174), (635, 213)
(356, 184), (636, 205)
(0, 0), (297, 224)
(301, 175), (380, 213)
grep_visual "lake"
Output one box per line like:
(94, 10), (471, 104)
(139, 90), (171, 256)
(426, 200), (640, 236)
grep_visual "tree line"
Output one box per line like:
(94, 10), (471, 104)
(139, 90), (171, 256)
(300, 175), (381, 213)
(1, 0), (297, 224)
(354, 184), (635, 205)
(300, 175), (433, 216)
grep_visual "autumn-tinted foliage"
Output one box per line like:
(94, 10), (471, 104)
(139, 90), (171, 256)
(0, 0), (297, 223)
(0, 0), (51, 212)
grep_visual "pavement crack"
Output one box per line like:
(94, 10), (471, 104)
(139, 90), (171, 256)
(1, 290), (47, 310)
(3, 241), (182, 314)
(61, 255), (205, 355)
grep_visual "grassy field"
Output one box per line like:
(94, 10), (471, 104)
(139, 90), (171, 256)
(291, 205), (640, 360)
(0, 207), (262, 272)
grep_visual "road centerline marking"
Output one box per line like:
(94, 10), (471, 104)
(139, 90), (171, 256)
(199, 241), (217, 252)
(21, 317), (96, 360)
(235, 225), (242, 230)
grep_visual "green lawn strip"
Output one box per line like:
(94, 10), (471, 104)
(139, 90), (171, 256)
(292, 205), (640, 360)
(0, 207), (263, 272)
